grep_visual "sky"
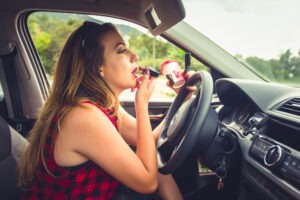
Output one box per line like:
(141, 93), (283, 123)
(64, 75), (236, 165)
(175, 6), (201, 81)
(182, 0), (300, 59)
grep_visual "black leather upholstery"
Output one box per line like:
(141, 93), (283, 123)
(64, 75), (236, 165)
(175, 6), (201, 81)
(0, 116), (28, 200)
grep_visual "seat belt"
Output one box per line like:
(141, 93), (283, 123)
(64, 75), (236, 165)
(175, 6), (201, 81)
(0, 41), (27, 133)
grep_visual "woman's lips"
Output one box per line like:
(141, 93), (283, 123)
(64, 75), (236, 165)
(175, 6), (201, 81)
(132, 67), (138, 78)
(131, 67), (138, 92)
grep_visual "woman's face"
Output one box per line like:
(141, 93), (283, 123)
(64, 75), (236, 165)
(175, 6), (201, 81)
(99, 30), (139, 95)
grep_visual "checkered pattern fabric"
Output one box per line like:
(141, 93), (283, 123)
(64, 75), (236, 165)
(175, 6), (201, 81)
(22, 102), (119, 199)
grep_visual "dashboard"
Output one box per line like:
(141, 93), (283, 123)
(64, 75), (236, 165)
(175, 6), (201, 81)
(215, 78), (300, 200)
(221, 103), (261, 136)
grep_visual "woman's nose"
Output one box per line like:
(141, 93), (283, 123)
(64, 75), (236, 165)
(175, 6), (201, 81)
(130, 50), (139, 62)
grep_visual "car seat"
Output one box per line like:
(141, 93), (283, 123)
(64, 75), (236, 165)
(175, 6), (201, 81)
(0, 116), (28, 199)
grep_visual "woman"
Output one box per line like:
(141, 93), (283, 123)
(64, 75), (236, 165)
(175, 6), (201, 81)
(19, 21), (184, 199)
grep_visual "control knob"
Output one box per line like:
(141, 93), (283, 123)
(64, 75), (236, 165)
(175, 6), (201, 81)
(264, 145), (285, 167)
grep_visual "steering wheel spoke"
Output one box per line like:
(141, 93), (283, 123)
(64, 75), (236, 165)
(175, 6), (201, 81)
(157, 139), (175, 164)
(157, 71), (216, 174)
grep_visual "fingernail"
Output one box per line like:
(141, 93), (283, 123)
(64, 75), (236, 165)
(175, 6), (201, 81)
(142, 68), (149, 75)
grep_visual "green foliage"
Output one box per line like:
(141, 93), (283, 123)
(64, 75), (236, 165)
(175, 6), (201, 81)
(28, 12), (85, 74)
(245, 49), (300, 85)
(127, 30), (207, 72)
(28, 12), (300, 87)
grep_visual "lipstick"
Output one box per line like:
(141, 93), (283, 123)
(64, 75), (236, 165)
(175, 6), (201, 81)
(139, 66), (160, 77)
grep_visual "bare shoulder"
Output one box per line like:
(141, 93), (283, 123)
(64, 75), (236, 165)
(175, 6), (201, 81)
(59, 103), (115, 138)
(54, 103), (118, 166)
(68, 102), (101, 120)
(57, 102), (121, 156)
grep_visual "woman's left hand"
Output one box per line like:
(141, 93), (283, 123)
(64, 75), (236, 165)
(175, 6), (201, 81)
(166, 70), (197, 101)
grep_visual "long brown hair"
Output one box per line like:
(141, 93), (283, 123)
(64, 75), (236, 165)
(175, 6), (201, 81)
(19, 21), (120, 188)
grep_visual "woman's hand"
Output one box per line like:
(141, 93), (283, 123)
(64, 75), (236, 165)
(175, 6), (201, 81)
(166, 70), (197, 101)
(135, 69), (156, 108)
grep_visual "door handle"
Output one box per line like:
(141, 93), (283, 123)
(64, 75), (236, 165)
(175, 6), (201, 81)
(149, 114), (164, 121)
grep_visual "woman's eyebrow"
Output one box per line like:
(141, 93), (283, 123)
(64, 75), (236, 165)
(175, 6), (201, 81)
(115, 41), (126, 48)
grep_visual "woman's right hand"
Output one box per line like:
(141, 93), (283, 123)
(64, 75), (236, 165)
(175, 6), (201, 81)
(134, 70), (156, 108)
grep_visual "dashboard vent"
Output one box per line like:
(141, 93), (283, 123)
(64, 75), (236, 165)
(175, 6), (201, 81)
(278, 98), (300, 117)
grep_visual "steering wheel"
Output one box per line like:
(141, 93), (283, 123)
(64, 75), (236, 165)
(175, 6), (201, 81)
(157, 71), (214, 174)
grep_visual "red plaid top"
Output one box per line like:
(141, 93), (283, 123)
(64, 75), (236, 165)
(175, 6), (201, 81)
(22, 102), (119, 199)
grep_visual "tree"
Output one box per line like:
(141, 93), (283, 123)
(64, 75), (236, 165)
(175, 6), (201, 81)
(28, 13), (84, 74)
(246, 56), (274, 80)
(279, 49), (293, 79)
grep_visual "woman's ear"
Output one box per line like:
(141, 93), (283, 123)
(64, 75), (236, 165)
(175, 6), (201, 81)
(99, 66), (104, 77)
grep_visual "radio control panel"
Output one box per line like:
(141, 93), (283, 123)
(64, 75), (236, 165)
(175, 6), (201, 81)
(250, 136), (300, 190)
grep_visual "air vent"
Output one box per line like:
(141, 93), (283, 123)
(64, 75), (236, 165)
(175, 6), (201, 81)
(278, 98), (300, 117)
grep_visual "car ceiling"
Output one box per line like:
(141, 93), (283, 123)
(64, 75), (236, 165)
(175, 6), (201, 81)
(0, 0), (185, 36)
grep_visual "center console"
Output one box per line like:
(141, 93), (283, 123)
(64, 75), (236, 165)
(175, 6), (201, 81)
(242, 135), (300, 200)
(250, 136), (300, 190)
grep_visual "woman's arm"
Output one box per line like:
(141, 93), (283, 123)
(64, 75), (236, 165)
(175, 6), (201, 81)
(119, 71), (196, 146)
(134, 74), (158, 190)
(119, 106), (164, 145)
(56, 103), (157, 193)
(55, 74), (158, 194)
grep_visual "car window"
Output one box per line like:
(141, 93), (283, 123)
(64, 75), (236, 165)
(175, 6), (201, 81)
(182, 0), (300, 87)
(27, 12), (208, 99)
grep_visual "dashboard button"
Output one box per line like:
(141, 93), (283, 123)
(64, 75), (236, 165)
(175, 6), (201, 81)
(264, 145), (285, 167)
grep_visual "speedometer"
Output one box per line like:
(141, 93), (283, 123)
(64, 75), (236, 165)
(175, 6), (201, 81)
(232, 103), (253, 125)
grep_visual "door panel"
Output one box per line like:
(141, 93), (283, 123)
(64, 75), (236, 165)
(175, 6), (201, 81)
(121, 98), (173, 128)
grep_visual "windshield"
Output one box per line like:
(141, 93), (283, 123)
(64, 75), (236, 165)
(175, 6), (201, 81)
(182, 0), (300, 87)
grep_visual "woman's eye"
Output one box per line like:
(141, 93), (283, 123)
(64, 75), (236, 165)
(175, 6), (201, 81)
(118, 49), (127, 54)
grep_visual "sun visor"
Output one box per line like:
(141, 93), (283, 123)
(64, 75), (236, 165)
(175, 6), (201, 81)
(142, 0), (185, 36)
